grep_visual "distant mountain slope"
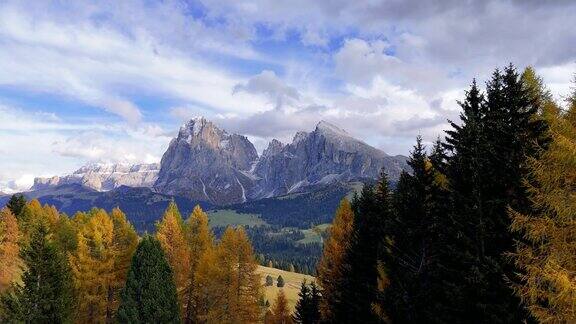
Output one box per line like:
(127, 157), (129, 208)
(1, 181), (363, 232)
(229, 181), (365, 228)
(32, 163), (160, 192)
(0, 184), (212, 233)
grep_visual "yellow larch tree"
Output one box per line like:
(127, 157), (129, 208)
(183, 205), (215, 323)
(316, 199), (355, 320)
(231, 227), (262, 323)
(510, 84), (576, 322)
(156, 201), (192, 317)
(69, 209), (115, 323)
(42, 204), (60, 229)
(0, 208), (20, 292)
(271, 289), (292, 324)
(195, 238), (226, 323)
(197, 226), (262, 323)
(17, 199), (47, 241)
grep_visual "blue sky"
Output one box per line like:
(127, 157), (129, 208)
(1, 0), (575, 192)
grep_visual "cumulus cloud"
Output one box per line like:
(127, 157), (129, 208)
(217, 75), (460, 154)
(52, 133), (163, 165)
(0, 1), (270, 123)
(0, 174), (35, 194)
(233, 70), (301, 109)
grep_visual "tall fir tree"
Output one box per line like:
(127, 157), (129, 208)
(441, 65), (547, 322)
(330, 176), (393, 323)
(5, 194), (26, 219)
(510, 78), (576, 322)
(293, 281), (320, 324)
(0, 225), (74, 323)
(116, 235), (180, 323)
(378, 137), (449, 322)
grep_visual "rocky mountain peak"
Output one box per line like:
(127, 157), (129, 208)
(177, 117), (228, 149)
(154, 117), (258, 205)
(292, 131), (309, 144)
(262, 139), (285, 158)
(314, 120), (350, 138)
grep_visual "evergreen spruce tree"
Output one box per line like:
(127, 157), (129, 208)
(116, 235), (180, 323)
(0, 225), (74, 323)
(441, 65), (547, 322)
(378, 137), (448, 322)
(277, 275), (285, 288)
(309, 282), (321, 324)
(6, 194), (26, 218)
(293, 282), (310, 324)
(293, 281), (320, 324)
(331, 176), (393, 323)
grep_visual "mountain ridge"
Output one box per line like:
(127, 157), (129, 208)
(30, 117), (409, 205)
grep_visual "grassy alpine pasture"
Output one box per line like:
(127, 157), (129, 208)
(257, 266), (315, 312)
(206, 209), (266, 228)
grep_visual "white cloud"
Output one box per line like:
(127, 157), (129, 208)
(0, 1), (271, 123)
(233, 70), (301, 109)
(0, 174), (35, 194)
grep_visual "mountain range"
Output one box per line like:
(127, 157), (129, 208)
(32, 163), (160, 191)
(31, 117), (409, 205)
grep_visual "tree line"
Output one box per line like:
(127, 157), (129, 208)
(0, 197), (284, 323)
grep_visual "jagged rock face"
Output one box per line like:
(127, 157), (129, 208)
(250, 121), (408, 198)
(154, 117), (258, 205)
(155, 118), (408, 205)
(32, 163), (160, 192)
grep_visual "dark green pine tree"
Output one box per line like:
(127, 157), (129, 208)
(330, 174), (393, 323)
(378, 137), (449, 323)
(309, 282), (321, 324)
(6, 194), (26, 218)
(293, 281), (321, 324)
(0, 225), (74, 323)
(441, 65), (547, 323)
(293, 282), (311, 324)
(116, 236), (180, 324)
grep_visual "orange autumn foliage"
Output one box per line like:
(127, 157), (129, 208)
(0, 208), (20, 292)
